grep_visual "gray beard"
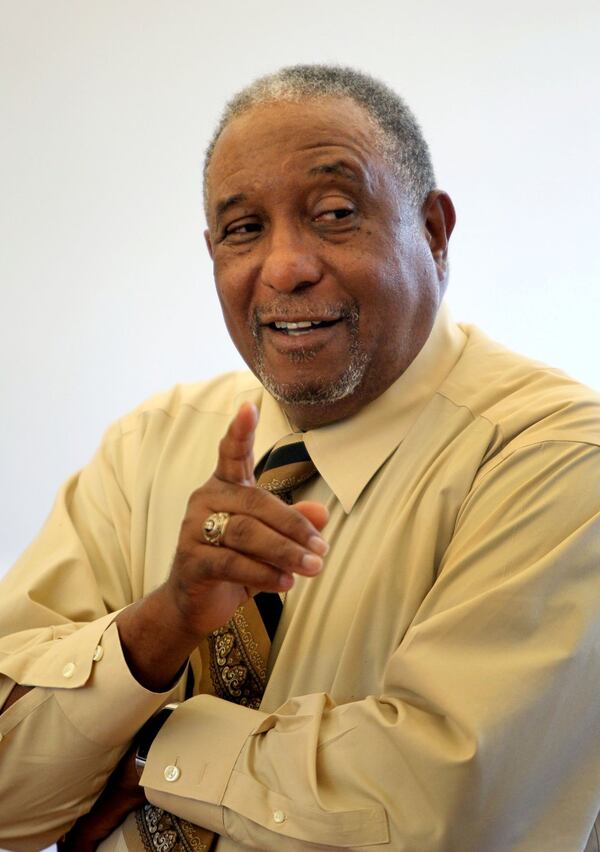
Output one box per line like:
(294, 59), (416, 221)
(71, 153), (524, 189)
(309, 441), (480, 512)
(251, 302), (368, 407)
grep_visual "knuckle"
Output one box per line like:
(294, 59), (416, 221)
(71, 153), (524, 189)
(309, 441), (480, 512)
(187, 480), (228, 514)
(272, 539), (299, 568)
(289, 512), (312, 540)
(179, 512), (205, 547)
(254, 564), (279, 591)
(230, 514), (253, 546)
(286, 540), (303, 567)
(186, 485), (209, 511)
(242, 486), (266, 514)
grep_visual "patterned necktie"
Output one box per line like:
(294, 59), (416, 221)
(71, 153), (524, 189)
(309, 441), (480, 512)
(132, 437), (318, 852)
(256, 433), (317, 503)
(254, 435), (318, 638)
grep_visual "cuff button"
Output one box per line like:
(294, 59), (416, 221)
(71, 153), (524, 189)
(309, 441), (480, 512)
(164, 764), (181, 782)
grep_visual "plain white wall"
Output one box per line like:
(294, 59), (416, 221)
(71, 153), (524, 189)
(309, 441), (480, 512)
(2, 0), (600, 575)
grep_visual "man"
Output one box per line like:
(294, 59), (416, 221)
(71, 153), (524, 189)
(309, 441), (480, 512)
(1, 64), (600, 851)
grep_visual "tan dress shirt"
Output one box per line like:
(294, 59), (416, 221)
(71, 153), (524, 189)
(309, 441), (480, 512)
(1, 304), (600, 852)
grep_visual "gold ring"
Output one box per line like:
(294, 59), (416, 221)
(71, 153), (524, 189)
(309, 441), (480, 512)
(202, 512), (230, 546)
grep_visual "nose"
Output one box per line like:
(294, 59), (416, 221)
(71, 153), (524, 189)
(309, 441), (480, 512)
(260, 225), (323, 293)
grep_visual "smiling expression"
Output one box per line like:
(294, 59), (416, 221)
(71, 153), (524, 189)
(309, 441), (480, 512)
(205, 96), (452, 430)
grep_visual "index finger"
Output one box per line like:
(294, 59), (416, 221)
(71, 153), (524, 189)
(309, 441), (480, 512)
(214, 402), (258, 486)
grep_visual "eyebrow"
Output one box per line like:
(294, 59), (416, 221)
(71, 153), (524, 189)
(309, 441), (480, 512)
(307, 162), (359, 182)
(215, 193), (247, 221)
(214, 161), (359, 221)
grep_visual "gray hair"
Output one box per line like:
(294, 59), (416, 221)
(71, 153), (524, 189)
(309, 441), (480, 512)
(203, 64), (436, 211)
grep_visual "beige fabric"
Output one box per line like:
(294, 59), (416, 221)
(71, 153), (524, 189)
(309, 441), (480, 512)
(1, 303), (600, 851)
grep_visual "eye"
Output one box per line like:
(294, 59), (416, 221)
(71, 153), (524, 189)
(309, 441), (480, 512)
(222, 219), (262, 243)
(313, 196), (356, 226)
(315, 207), (354, 221)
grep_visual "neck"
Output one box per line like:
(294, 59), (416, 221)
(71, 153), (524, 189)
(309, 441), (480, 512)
(281, 387), (382, 431)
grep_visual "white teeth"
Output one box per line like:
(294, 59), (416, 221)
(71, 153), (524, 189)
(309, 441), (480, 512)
(274, 320), (322, 330)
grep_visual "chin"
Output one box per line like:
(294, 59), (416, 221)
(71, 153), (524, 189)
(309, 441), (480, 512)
(256, 356), (369, 408)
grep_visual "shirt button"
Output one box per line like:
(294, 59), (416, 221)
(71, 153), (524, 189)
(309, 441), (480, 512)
(92, 645), (104, 662)
(62, 662), (76, 678)
(164, 764), (181, 782)
(273, 809), (286, 824)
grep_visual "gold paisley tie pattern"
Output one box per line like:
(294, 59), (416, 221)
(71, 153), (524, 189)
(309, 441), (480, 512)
(255, 433), (317, 504)
(134, 436), (316, 851)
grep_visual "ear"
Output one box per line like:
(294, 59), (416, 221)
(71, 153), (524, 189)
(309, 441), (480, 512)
(422, 191), (456, 283)
(204, 228), (214, 260)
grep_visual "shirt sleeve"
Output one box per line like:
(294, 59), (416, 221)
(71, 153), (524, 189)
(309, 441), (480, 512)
(0, 424), (182, 852)
(142, 440), (600, 851)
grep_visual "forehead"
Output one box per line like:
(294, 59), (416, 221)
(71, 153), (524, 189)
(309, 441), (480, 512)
(206, 97), (389, 211)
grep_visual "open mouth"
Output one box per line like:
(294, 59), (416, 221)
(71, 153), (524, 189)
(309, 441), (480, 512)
(267, 319), (340, 336)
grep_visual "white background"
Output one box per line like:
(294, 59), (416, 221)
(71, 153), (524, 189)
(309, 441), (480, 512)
(2, 0), (599, 578)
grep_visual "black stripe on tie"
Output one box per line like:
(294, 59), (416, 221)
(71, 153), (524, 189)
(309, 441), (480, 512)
(263, 441), (311, 471)
(254, 591), (283, 641)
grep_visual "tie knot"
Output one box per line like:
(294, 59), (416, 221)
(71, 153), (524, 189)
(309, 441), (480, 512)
(256, 435), (316, 503)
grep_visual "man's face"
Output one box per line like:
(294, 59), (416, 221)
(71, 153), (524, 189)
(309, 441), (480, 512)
(205, 97), (452, 430)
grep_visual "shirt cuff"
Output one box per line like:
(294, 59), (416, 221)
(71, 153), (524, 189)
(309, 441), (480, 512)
(142, 694), (266, 835)
(54, 620), (184, 748)
(0, 610), (120, 687)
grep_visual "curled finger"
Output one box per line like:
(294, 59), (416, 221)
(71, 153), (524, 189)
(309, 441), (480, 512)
(214, 512), (325, 577)
(189, 543), (296, 593)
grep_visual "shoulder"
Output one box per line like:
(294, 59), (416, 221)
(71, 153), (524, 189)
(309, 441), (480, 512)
(93, 371), (264, 481)
(83, 371), (265, 495)
(107, 371), (263, 439)
(438, 324), (600, 459)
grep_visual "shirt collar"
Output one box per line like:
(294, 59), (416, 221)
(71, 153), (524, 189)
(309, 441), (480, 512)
(254, 302), (466, 512)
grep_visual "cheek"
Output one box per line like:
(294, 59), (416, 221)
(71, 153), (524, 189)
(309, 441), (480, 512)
(358, 252), (415, 317)
(355, 250), (438, 346)
(214, 258), (253, 319)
